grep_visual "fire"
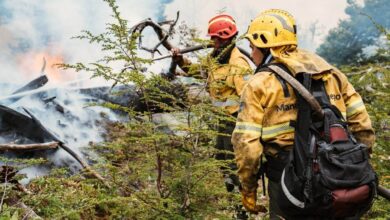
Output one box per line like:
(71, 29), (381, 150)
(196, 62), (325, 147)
(16, 46), (77, 84)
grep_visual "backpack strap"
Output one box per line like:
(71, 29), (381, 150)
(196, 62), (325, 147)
(267, 65), (324, 120)
(257, 63), (291, 98)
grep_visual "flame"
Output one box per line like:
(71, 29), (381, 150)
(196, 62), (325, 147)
(16, 46), (77, 84)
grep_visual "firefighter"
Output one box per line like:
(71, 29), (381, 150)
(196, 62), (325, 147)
(231, 9), (375, 218)
(171, 14), (253, 218)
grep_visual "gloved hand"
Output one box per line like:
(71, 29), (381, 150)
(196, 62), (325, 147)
(170, 48), (184, 63)
(240, 189), (267, 214)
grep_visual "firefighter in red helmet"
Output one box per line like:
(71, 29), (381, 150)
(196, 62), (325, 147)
(171, 14), (254, 218)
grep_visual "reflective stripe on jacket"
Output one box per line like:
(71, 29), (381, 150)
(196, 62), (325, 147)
(231, 48), (375, 192)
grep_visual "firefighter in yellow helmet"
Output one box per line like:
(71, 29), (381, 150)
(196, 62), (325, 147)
(171, 14), (253, 218)
(232, 9), (375, 218)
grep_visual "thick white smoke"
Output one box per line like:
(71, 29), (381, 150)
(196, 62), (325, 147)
(0, 0), (163, 180)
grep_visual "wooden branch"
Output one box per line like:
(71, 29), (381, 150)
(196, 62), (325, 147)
(150, 11), (180, 55)
(151, 44), (212, 62)
(58, 144), (111, 188)
(267, 65), (324, 119)
(0, 142), (59, 151)
(129, 11), (255, 66)
(130, 12), (180, 56)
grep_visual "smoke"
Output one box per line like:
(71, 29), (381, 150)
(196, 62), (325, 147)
(0, 0), (355, 83)
(0, 0), (165, 85)
(0, 0), (163, 180)
(164, 0), (350, 52)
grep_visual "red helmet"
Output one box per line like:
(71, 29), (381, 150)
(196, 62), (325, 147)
(207, 14), (238, 39)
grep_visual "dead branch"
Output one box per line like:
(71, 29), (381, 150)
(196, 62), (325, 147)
(0, 142), (59, 151)
(151, 44), (212, 61)
(129, 10), (253, 66)
(130, 11), (179, 56)
(59, 144), (110, 188)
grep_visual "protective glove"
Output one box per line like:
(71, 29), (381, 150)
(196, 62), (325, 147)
(170, 48), (184, 63)
(240, 189), (267, 214)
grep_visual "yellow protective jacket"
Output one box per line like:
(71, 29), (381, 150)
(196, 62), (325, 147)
(207, 47), (252, 114)
(232, 47), (375, 192)
(178, 47), (252, 115)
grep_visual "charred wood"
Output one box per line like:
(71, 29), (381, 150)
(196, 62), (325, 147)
(78, 85), (142, 110)
(43, 96), (66, 114)
(12, 75), (48, 95)
(0, 105), (55, 144)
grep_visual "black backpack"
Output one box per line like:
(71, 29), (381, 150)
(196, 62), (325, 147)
(265, 64), (377, 219)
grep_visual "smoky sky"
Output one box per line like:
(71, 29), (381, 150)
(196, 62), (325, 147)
(0, 0), (363, 84)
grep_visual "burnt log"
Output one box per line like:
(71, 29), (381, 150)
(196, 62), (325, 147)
(12, 75), (48, 95)
(2, 75), (49, 105)
(0, 105), (55, 144)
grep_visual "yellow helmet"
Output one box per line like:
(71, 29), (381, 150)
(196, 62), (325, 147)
(246, 9), (297, 48)
(258, 9), (296, 27)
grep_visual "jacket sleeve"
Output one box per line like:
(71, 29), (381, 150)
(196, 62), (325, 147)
(231, 81), (264, 192)
(339, 73), (375, 148)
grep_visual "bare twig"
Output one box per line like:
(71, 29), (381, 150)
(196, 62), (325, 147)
(129, 11), (180, 56)
(0, 141), (59, 151)
(156, 153), (163, 197)
(151, 11), (180, 56)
